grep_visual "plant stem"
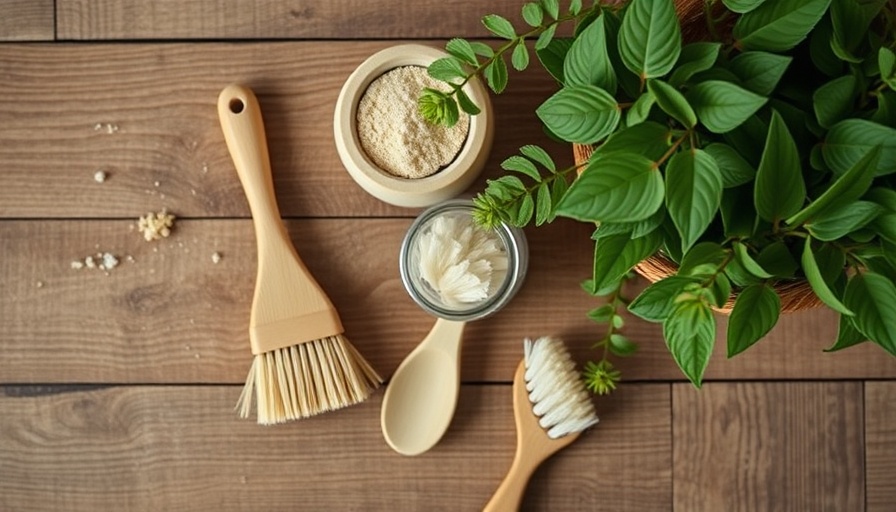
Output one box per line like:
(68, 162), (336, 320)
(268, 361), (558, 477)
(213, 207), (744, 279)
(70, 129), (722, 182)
(655, 132), (690, 168)
(447, 5), (602, 99)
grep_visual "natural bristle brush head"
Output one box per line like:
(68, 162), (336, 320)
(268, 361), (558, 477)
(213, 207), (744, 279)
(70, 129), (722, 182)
(483, 336), (598, 512)
(524, 336), (599, 438)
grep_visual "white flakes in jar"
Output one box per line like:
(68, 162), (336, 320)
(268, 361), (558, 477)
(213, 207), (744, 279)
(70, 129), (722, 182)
(415, 213), (507, 309)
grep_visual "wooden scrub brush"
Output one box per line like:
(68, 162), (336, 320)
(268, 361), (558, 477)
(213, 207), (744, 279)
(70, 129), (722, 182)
(217, 84), (382, 424)
(484, 336), (599, 511)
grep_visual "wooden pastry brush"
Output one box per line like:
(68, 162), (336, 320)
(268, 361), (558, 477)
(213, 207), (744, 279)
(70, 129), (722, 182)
(217, 84), (381, 424)
(484, 336), (599, 511)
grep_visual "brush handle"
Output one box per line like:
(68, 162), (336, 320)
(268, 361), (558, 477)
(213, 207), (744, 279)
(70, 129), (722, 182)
(217, 84), (289, 247)
(218, 84), (343, 353)
(483, 362), (580, 512)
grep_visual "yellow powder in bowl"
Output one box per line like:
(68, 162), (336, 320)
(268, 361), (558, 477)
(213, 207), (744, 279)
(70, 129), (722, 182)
(356, 66), (470, 179)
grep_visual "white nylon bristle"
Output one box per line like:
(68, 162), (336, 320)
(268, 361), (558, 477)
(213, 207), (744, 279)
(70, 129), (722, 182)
(523, 337), (599, 439)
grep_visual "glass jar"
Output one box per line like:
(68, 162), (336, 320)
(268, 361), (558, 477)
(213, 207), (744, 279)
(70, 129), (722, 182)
(399, 198), (528, 321)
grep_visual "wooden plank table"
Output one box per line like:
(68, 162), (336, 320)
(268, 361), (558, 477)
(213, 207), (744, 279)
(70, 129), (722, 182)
(1, 2), (894, 510)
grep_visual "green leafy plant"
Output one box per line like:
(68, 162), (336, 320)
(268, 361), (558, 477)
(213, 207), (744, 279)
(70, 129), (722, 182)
(422, 0), (896, 389)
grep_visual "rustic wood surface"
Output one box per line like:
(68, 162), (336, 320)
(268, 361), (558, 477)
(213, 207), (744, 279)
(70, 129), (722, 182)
(1, 1), (893, 510)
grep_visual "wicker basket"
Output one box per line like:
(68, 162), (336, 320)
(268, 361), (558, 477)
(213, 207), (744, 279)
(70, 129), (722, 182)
(571, 0), (824, 315)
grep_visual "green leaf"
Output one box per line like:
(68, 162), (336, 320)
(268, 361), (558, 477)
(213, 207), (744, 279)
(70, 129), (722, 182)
(483, 56), (509, 94)
(591, 231), (663, 292)
(813, 75), (857, 129)
(427, 57), (467, 83)
(704, 143), (755, 188)
(629, 276), (698, 322)
(618, 0), (682, 79)
(843, 272), (896, 355)
(725, 256), (762, 287)
(665, 149), (723, 253)
(733, 0), (832, 52)
(802, 237), (853, 315)
(814, 242), (847, 284)
(556, 152), (664, 223)
(608, 333), (638, 356)
(867, 186), (896, 212)
(809, 15), (843, 77)
(593, 207), (666, 240)
(728, 51), (792, 95)
(625, 91), (654, 125)
(664, 297), (716, 387)
(822, 120), (896, 176)
(470, 42), (495, 58)
(540, 0), (559, 19)
(537, 85), (620, 144)
(522, 2), (544, 27)
(873, 91), (896, 126)
(535, 182), (552, 226)
(517, 193), (535, 226)
(721, 185), (757, 238)
(757, 241), (799, 277)
(501, 155), (541, 182)
(733, 242), (773, 278)
(787, 146), (881, 226)
(569, 0), (583, 16)
(520, 145), (555, 172)
(482, 14), (517, 39)
(647, 79), (697, 128)
(880, 47), (896, 90)
(455, 88), (481, 116)
(535, 23), (557, 51)
(669, 43), (721, 87)
(511, 42), (530, 71)
(723, 0), (768, 13)
(445, 39), (478, 66)
(826, 313), (867, 352)
(536, 37), (572, 81)
(679, 242), (727, 276)
(727, 283), (781, 357)
(588, 304), (615, 323)
(602, 10), (642, 99)
(754, 111), (806, 223)
(710, 273), (733, 308)
(686, 81), (768, 134)
(830, 0), (887, 56)
(593, 121), (671, 162)
(549, 175), (569, 221)
(872, 212), (896, 244)
(564, 13), (616, 93)
(806, 201), (882, 241)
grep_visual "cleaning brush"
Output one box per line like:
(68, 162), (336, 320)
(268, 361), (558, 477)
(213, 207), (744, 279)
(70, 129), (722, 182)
(217, 84), (382, 424)
(483, 336), (598, 511)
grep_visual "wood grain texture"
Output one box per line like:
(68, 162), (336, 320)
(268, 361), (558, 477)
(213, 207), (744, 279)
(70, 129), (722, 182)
(4, 218), (896, 385)
(0, 383), (671, 511)
(672, 382), (865, 512)
(866, 382), (896, 512)
(0, 0), (54, 41)
(0, 42), (569, 219)
(56, 0), (531, 40)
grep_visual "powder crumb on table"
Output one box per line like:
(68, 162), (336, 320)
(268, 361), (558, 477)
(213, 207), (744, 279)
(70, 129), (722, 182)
(71, 252), (120, 273)
(94, 170), (107, 183)
(211, 251), (222, 264)
(356, 66), (470, 179)
(137, 209), (176, 241)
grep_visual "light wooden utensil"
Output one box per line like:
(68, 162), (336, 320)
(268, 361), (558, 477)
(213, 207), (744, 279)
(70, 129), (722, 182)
(483, 337), (599, 511)
(380, 317), (466, 455)
(217, 84), (382, 425)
